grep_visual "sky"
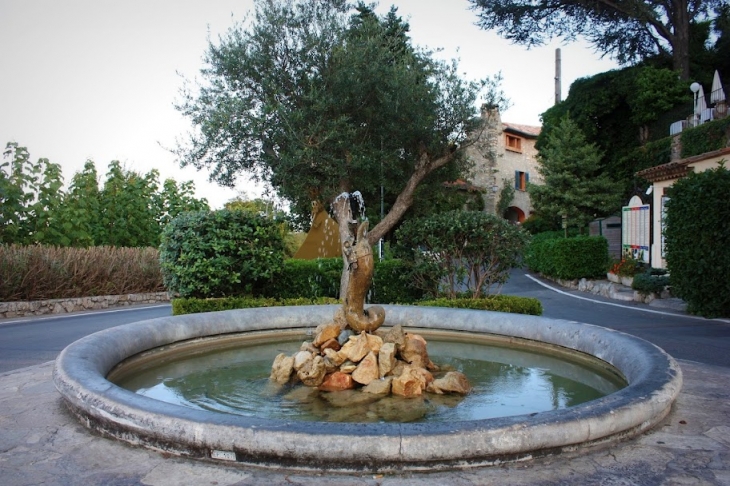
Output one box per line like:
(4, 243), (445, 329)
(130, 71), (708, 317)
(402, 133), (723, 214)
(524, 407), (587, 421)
(0, 0), (619, 209)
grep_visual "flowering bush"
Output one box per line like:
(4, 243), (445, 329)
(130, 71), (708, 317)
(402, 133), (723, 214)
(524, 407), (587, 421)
(610, 255), (643, 277)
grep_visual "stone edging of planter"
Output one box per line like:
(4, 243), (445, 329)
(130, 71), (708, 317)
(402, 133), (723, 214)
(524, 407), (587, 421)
(0, 292), (171, 320)
(546, 274), (671, 304)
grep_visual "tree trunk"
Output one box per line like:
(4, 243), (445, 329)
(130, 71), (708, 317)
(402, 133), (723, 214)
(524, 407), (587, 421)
(672, 0), (691, 80)
(366, 150), (458, 246)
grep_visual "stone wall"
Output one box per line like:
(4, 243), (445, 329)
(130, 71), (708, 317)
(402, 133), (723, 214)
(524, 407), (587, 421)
(0, 292), (171, 319)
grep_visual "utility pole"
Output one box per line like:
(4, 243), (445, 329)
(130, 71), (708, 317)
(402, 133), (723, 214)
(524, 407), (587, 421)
(555, 48), (562, 105)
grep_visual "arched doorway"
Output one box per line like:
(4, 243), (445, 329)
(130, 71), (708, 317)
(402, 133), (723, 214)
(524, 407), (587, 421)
(504, 206), (525, 223)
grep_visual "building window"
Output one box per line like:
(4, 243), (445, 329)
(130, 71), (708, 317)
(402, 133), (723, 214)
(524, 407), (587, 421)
(505, 134), (522, 152)
(515, 171), (529, 191)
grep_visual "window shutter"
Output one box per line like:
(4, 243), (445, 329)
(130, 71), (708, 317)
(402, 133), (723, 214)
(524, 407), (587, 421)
(525, 172), (530, 185)
(515, 171), (520, 189)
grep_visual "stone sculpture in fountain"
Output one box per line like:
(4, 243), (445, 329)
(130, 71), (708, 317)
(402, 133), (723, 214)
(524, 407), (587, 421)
(270, 197), (471, 398)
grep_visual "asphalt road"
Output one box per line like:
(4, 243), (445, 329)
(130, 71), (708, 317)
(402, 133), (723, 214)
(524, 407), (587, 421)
(0, 304), (172, 373)
(1, 271), (729, 373)
(503, 271), (730, 367)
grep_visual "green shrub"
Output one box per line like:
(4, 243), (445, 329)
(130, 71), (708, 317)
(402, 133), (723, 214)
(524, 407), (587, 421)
(418, 295), (543, 316)
(262, 258), (341, 300)
(665, 164), (730, 317)
(521, 214), (561, 234)
(159, 210), (286, 298)
(372, 259), (425, 304)
(526, 236), (609, 280)
(172, 296), (339, 315)
(632, 270), (670, 295)
(395, 210), (530, 298)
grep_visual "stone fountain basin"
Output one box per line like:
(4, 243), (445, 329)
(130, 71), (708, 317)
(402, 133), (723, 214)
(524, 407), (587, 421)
(53, 305), (682, 472)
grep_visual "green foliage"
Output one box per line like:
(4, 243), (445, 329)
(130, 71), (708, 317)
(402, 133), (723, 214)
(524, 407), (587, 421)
(0, 245), (164, 301)
(417, 295), (543, 316)
(175, 0), (502, 232)
(98, 161), (160, 247)
(665, 164), (730, 317)
(496, 178), (515, 218)
(525, 236), (610, 280)
(529, 116), (623, 231)
(261, 257), (426, 304)
(632, 269), (670, 295)
(521, 214), (561, 234)
(371, 258), (425, 304)
(172, 296), (339, 316)
(262, 258), (342, 300)
(1, 143), (64, 244)
(159, 210), (287, 298)
(226, 196), (299, 257)
(619, 137), (673, 179)
(539, 66), (690, 198)
(58, 160), (101, 247)
(395, 210), (530, 298)
(680, 117), (730, 159)
(468, 0), (724, 78)
(1, 143), (209, 247)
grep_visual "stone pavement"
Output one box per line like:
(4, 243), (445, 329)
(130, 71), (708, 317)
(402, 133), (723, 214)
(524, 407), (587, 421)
(1, 358), (729, 486)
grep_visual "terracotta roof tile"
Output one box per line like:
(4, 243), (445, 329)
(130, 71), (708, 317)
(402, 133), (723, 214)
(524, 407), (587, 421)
(503, 122), (541, 138)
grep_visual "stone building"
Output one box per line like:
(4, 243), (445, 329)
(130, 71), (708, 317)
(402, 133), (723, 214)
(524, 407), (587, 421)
(466, 108), (542, 222)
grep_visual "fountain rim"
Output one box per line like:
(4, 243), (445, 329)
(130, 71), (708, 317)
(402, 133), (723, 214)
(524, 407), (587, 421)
(53, 304), (683, 472)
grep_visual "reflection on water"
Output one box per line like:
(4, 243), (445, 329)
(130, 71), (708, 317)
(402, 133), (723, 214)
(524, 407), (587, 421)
(114, 338), (626, 423)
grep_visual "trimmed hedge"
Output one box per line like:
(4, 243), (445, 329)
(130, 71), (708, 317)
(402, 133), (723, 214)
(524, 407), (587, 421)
(418, 295), (543, 316)
(680, 117), (730, 159)
(262, 258), (342, 300)
(172, 294), (542, 316)
(172, 296), (339, 315)
(261, 257), (427, 304)
(371, 259), (424, 304)
(525, 235), (609, 280)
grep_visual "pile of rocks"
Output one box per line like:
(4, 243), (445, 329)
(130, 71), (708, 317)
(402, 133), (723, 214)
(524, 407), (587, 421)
(270, 313), (471, 399)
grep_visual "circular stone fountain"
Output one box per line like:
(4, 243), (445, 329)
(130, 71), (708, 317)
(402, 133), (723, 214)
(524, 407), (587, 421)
(53, 304), (682, 472)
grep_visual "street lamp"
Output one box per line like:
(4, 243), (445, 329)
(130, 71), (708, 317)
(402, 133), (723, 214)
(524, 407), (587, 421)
(690, 82), (701, 126)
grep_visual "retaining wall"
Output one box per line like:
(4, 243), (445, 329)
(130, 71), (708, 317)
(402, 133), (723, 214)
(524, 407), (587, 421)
(0, 292), (171, 319)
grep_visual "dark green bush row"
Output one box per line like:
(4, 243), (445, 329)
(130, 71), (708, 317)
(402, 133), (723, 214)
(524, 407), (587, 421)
(418, 295), (543, 316)
(172, 296), (339, 315)
(262, 257), (427, 304)
(371, 258), (425, 304)
(173, 294), (542, 316)
(525, 236), (609, 280)
(262, 258), (342, 300)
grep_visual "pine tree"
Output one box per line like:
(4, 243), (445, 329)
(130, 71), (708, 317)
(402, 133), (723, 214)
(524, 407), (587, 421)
(529, 116), (622, 232)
